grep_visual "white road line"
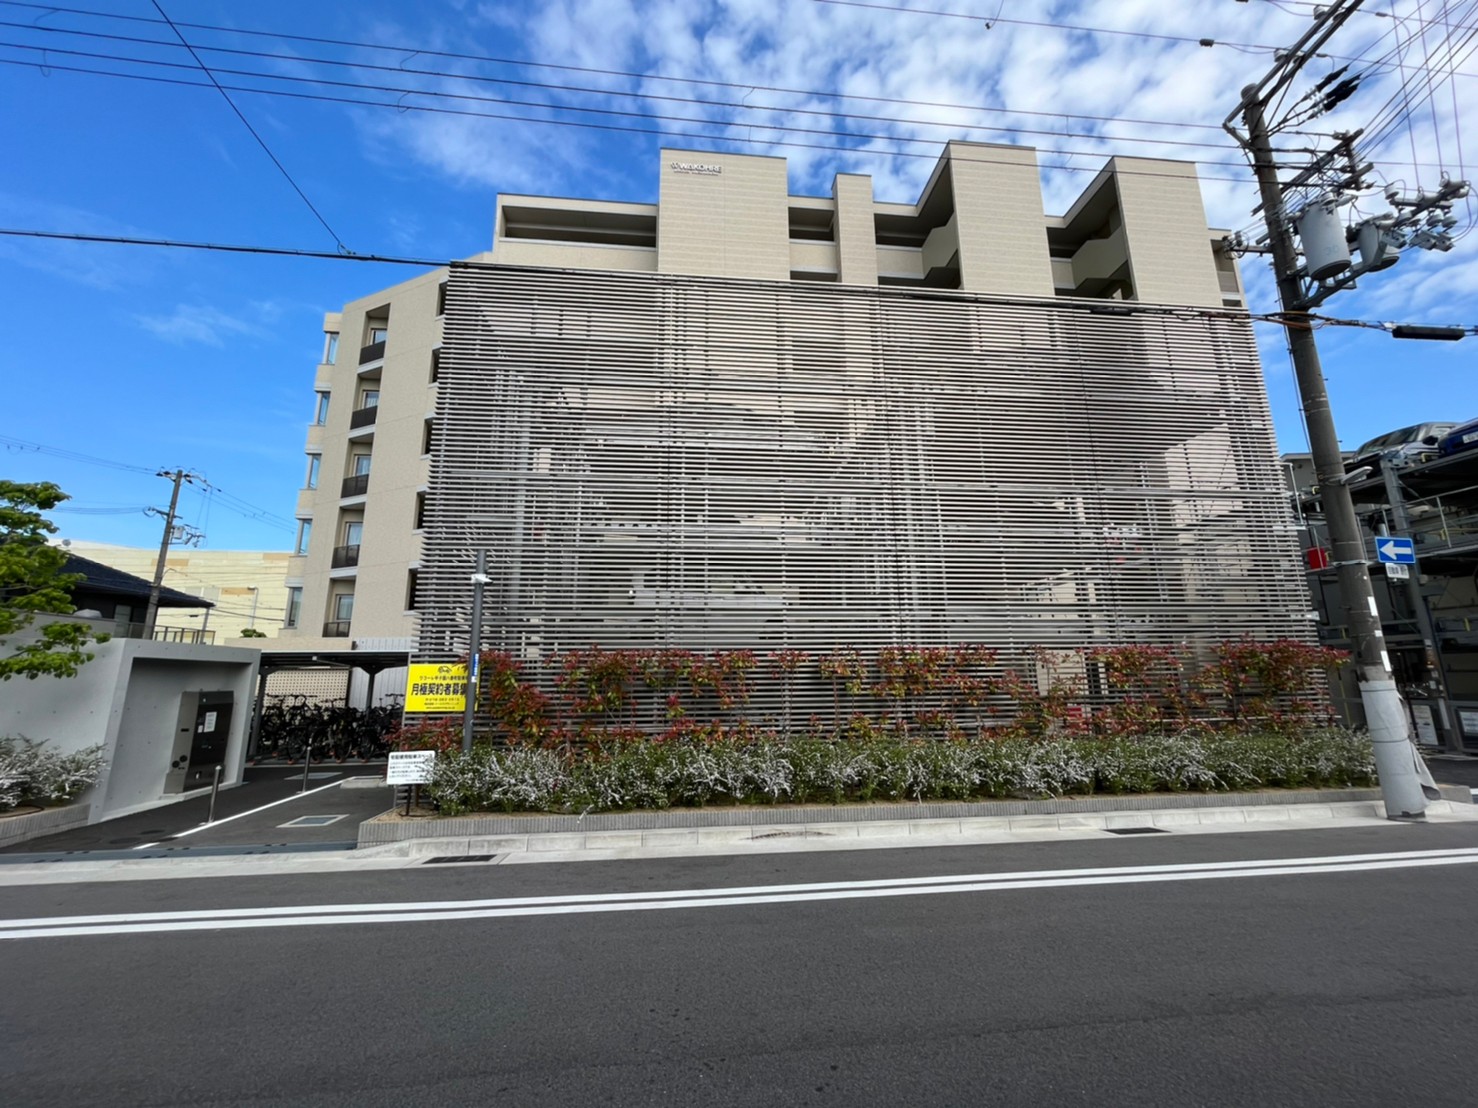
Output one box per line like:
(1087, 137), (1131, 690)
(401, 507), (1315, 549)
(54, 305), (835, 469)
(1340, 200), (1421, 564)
(166, 779), (348, 840)
(5, 847), (1478, 940)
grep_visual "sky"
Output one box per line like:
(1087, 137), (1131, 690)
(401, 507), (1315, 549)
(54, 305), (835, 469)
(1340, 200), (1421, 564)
(2, 0), (1475, 553)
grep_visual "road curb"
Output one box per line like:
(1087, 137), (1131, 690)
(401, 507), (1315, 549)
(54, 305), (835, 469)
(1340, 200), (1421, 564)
(352, 799), (1478, 860)
(357, 784), (1472, 846)
(353, 786), (1475, 860)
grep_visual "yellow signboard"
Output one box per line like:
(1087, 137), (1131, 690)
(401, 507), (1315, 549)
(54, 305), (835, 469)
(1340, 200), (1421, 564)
(405, 663), (468, 713)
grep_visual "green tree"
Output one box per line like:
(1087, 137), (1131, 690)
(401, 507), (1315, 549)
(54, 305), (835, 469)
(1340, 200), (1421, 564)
(0, 480), (108, 680)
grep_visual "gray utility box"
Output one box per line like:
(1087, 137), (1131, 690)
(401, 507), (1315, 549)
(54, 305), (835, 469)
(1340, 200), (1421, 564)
(164, 690), (235, 794)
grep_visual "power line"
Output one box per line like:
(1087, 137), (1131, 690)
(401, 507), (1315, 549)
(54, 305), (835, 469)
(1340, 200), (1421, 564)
(813, 0), (1280, 49)
(815, 0), (1478, 76)
(0, 227), (444, 266)
(0, 433), (156, 473)
(0, 21), (1254, 156)
(0, 1), (1239, 132)
(0, 432), (297, 533)
(5, 223), (1466, 338)
(144, 0), (348, 254)
(0, 56), (1326, 185)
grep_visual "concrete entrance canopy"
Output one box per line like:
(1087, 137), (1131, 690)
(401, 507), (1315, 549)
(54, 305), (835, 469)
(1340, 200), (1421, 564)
(0, 635), (261, 824)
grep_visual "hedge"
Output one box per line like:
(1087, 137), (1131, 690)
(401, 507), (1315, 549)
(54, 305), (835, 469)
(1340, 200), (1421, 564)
(421, 729), (1376, 816)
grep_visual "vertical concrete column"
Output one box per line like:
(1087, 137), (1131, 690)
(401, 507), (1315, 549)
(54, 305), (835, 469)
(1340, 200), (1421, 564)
(1109, 157), (1226, 307)
(947, 142), (1054, 297)
(832, 173), (878, 286)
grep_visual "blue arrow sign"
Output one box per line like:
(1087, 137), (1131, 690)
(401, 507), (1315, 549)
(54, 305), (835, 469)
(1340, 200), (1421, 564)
(1375, 536), (1416, 564)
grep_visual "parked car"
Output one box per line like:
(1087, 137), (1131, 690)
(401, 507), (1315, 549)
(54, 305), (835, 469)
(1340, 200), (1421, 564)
(1437, 416), (1478, 458)
(1347, 421), (1456, 472)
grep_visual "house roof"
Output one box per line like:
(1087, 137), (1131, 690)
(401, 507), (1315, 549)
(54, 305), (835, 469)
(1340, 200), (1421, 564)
(62, 552), (212, 609)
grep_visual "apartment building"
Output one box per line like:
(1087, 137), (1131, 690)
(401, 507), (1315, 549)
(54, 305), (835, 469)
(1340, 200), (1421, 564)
(282, 141), (1294, 675)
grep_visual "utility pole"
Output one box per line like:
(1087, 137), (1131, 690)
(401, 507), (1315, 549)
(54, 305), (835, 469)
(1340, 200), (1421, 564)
(1225, 0), (1439, 819)
(144, 469), (199, 638)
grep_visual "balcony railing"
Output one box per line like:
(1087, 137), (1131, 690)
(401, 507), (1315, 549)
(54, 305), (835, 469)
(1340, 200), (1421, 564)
(323, 620), (352, 638)
(349, 405), (378, 429)
(341, 473), (370, 498)
(331, 544), (361, 569)
(359, 339), (386, 364)
(112, 622), (215, 645)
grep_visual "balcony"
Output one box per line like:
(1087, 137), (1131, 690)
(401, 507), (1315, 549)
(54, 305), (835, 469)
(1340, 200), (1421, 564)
(323, 620), (352, 638)
(349, 405), (378, 430)
(359, 339), (386, 365)
(331, 544), (361, 569)
(341, 473), (370, 498)
(112, 622), (215, 645)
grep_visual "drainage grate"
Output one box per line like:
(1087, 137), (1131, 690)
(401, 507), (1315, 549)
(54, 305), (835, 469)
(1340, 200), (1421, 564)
(422, 855), (497, 864)
(278, 814), (348, 828)
(1105, 826), (1169, 835)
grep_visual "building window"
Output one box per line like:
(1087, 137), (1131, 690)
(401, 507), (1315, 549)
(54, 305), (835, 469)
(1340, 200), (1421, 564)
(360, 388), (379, 410)
(343, 519), (364, 546)
(436, 281), (448, 317)
(305, 454), (321, 490)
(422, 418), (435, 456)
(294, 519), (312, 556)
(430, 348), (441, 384)
(284, 587), (302, 629)
(324, 332), (339, 364)
(333, 592), (355, 622)
(368, 324), (388, 345)
(313, 391), (330, 425)
(414, 491), (427, 530)
(352, 453), (372, 477)
(406, 569), (419, 611)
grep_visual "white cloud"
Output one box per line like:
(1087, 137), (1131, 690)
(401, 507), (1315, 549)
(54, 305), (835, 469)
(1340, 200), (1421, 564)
(343, 0), (1473, 338)
(135, 304), (276, 347)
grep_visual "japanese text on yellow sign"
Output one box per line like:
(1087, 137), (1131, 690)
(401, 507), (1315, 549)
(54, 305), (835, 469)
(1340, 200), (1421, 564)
(404, 663), (468, 713)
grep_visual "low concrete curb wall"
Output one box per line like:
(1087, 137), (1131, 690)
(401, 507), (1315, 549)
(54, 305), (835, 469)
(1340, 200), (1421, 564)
(358, 785), (1472, 848)
(0, 805), (89, 850)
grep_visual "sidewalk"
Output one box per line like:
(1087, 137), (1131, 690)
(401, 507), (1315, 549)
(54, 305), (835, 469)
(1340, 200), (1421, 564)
(356, 787), (1478, 864)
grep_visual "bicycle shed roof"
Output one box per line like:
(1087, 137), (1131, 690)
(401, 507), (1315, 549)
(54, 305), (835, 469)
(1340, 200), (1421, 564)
(257, 650), (410, 676)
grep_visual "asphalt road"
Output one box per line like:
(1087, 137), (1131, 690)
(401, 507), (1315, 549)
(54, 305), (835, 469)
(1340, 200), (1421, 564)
(1, 765), (392, 856)
(5, 823), (1478, 1107)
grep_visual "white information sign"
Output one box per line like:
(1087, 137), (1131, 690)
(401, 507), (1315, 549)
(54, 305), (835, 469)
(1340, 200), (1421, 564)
(202, 711), (217, 733)
(386, 750), (437, 786)
(1410, 703), (1438, 746)
(1460, 710), (1478, 737)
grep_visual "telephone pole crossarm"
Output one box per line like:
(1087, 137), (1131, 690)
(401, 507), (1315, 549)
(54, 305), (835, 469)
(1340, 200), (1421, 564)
(1226, 0), (1434, 819)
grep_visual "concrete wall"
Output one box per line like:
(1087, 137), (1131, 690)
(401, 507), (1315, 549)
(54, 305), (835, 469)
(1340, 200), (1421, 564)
(947, 142), (1055, 297)
(1111, 157), (1225, 308)
(832, 173), (878, 286)
(284, 263), (455, 646)
(60, 541), (292, 641)
(658, 149), (791, 280)
(0, 632), (260, 822)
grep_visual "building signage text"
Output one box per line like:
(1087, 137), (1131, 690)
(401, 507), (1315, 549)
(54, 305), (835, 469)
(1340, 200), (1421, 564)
(669, 161), (722, 176)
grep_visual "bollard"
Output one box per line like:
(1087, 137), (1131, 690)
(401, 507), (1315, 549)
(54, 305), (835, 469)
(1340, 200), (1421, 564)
(207, 764), (223, 823)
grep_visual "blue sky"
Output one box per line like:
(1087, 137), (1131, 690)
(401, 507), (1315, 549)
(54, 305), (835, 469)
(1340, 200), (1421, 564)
(2, 0), (1474, 551)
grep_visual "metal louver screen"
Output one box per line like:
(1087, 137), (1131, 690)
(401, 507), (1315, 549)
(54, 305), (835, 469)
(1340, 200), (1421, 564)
(417, 262), (1311, 716)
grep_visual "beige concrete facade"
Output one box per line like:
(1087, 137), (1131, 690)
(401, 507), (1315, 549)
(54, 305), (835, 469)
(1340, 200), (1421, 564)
(62, 541), (292, 644)
(287, 142), (1246, 649)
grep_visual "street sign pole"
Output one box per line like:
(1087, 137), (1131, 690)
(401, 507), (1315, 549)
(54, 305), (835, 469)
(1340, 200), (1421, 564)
(462, 550), (489, 753)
